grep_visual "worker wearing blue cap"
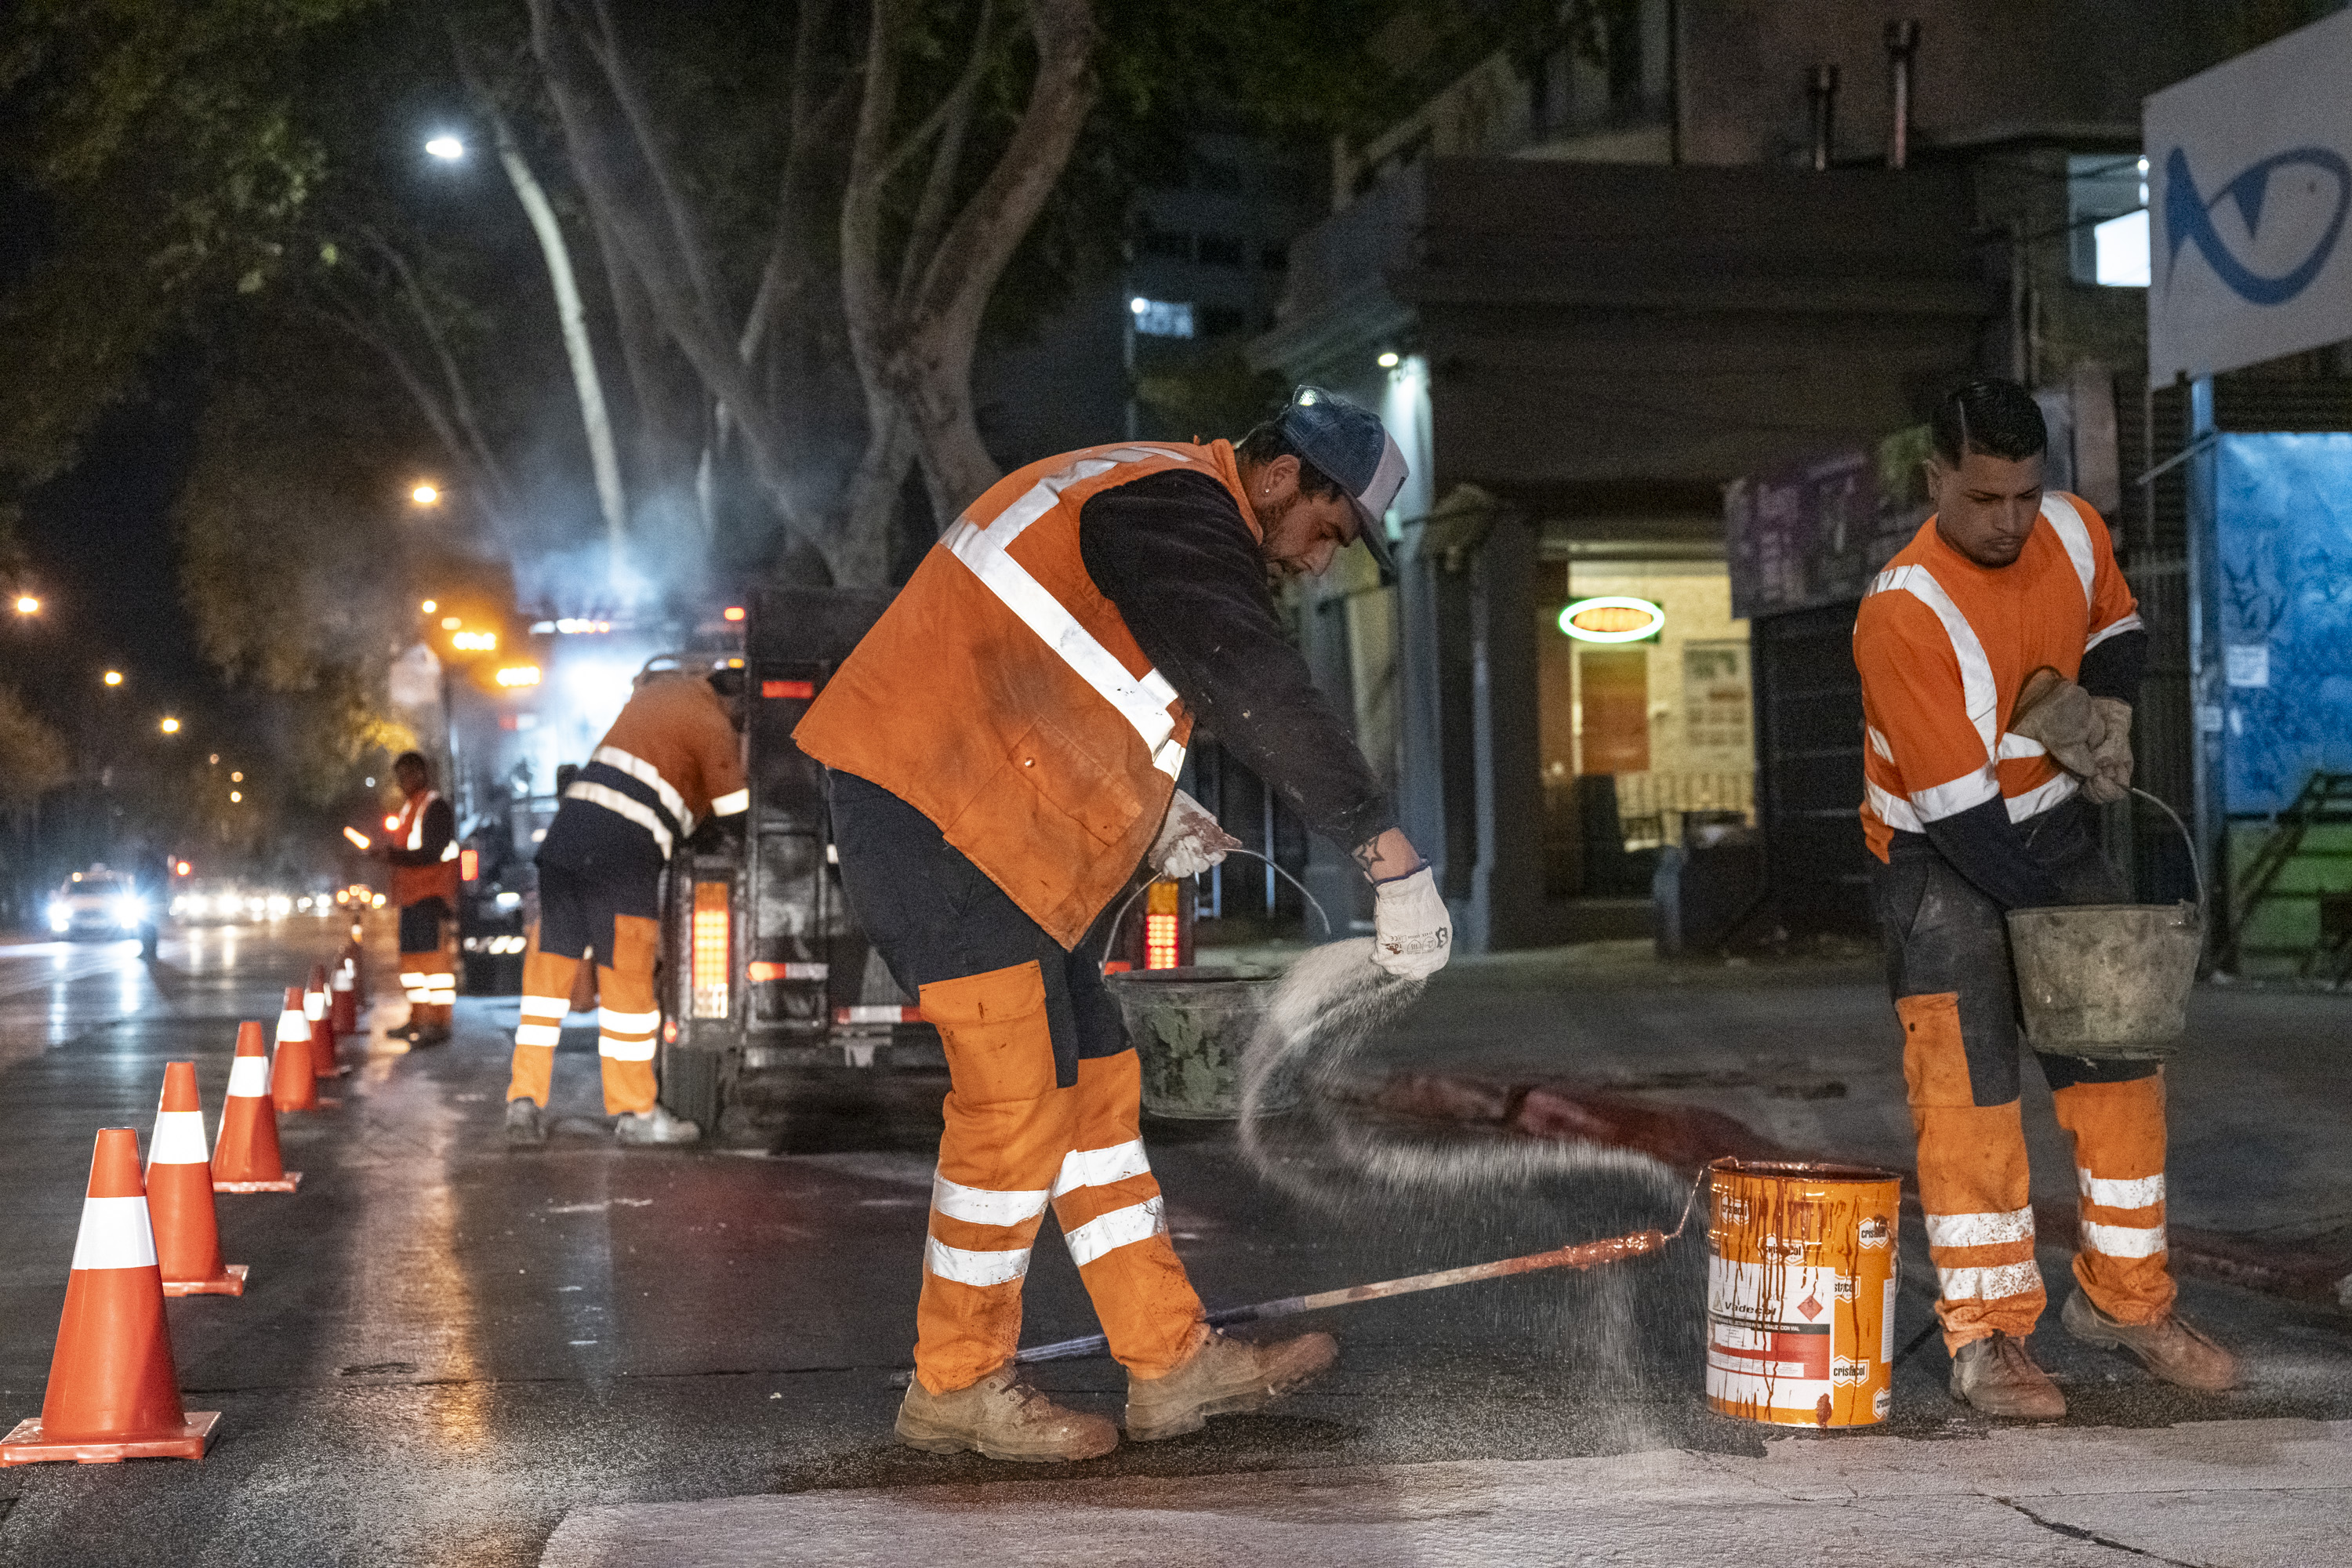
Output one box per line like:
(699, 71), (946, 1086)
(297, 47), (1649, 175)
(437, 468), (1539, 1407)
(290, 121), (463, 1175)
(796, 386), (1449, 1464)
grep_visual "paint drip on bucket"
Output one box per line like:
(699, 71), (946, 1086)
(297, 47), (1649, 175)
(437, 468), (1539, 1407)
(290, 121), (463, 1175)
(1706, 1158), (1900, 1428)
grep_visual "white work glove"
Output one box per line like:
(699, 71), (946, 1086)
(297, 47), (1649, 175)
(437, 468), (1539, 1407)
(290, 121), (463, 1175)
(2085, 697), (2132, 805)
(1371, 866), (1450, 979)
(1148, 789), (1243, 880)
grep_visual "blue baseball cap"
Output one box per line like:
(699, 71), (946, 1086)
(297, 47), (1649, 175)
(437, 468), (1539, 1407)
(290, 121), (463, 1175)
(1276, 386), (1406, 578)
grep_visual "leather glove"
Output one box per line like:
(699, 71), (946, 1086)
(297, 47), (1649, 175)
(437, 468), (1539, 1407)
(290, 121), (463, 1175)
(2009, 667), (2102, 779)
(1147, 789), (1243, 880)
(1371, 866), (1450, 979)
(2084, 697), (2133, 804)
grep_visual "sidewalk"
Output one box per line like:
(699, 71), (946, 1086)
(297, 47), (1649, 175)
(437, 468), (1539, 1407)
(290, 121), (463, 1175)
(1310, 941), (2352, 1305)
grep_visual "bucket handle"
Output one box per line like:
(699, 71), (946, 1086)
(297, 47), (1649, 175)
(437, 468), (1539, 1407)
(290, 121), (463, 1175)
(2130, 787), (2207, 919)
(1099, 848), (1334, 968)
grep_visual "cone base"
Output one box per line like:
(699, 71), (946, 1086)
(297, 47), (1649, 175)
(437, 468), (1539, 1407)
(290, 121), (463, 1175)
(274, 1097), (339, 1112)
(0, 1410), (220, 1465)
(214, 1171), (302, 1193)
(161, 1263), (248, 1298)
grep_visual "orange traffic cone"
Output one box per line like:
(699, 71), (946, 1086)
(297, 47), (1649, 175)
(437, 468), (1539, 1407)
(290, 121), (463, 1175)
(213, 1022), (300, 1192)
(306, 967), (344, 1079)
(148, 1063), (246, 1297)
(0, 1129), (221, 1464)
(329, 952), (358, 1036)
(270, 987), (321, 1112)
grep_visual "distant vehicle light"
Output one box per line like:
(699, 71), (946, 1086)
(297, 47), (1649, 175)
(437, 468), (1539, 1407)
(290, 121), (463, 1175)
(723, 606), (746, 622)
(175, 861), (191, 876)
(441, 616), (462, 630)
(453, 630), (499, 652)
(494, 664), (540, 687)
(495, 890), (522, 910)
(48, 906), (67, 933)
(114, 896), (146, 929)
(1558, 597), (1666, 644)
(384, 815), (401, 832)
(265, 895), (292, 918)
(371, 893), (387, 908)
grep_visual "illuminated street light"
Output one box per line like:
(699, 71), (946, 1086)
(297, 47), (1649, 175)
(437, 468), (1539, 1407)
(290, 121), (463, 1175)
(494, 663), (542, 688)
(159, 717), (181, 735)
(1377, 350), (1400, 368)
(420, 599), (438, 614)
(230, 771), (244, 782)
(13, 595), (37, 615)
(425, 135), (466, 162)
(229, 790), (243, 804)
(411, 482), (441, 506)
(102, 670), (124, 688)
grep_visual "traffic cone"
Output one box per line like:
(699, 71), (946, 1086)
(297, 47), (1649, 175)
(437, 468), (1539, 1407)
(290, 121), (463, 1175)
(270, 986), (321, 1112)
(213, 1022), (299, 1192)
(0, 1129), (221, 1464)
(329, 951), (358, 1036)
(148, 1063), (246, 1297)
(306, 967), (344, 1079)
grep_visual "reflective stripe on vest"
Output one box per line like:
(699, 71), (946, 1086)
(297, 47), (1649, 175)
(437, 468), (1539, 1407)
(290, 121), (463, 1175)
(942, 449), (1192, 779)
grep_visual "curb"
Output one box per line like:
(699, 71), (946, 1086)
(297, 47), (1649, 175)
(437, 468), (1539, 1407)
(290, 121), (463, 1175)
(1348, 1071), (2352, 1307)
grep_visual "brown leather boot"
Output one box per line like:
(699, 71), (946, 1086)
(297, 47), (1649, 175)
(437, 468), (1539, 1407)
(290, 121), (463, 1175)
(2062, 1289), (2238, 1392)
(1126, 1330), (1338, 1441)
(895, 1368), (1119, 1462)
(1948, 1330), (2067, 1418)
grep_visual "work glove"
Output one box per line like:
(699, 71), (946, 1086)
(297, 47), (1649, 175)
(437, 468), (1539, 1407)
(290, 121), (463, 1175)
(2085, 697), (2133, 805)
(1371, 866), (1450, 979)
(1148, 789), (1243, 880)
(2009, 667), (2103, 779)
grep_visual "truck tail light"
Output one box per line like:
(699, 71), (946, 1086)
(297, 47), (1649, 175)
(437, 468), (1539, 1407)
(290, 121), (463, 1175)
(459, 848), (479, 883)
(691, 881), (730, 1018)
(1144, 879), (1181, 970)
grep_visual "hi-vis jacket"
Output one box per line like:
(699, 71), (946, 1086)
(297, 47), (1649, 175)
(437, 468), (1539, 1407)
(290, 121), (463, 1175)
(1854, 493), (2142, 862)
(795, 441), (1258, 949)
(387, 789), (460, 908)
(554, 672), (749, 862)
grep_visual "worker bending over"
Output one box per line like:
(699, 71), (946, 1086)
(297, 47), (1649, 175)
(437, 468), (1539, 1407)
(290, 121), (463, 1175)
(379, 750), (458, 1045)
(503, 666), (749, 1147)
(796, 387), (1453, 1462)
(1855, 378), (2234, 1417)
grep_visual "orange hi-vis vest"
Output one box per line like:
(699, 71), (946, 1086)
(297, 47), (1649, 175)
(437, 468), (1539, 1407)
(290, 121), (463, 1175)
(389, 789), (461, 908)
(795, 441), (1259, 949)
(1853, 492), (2143, 863)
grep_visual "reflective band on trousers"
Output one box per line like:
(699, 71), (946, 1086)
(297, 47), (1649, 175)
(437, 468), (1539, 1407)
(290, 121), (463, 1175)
(932, 1174), (1051, 1227)
(1065, 1196), (1167, 1268)
(944, 453), (1189, 779)
(1936, 1260), (2042, 1301)
(226, 1056), (270, 1097)
(927, 1236), (1030, 1288)
(598, 1035), (657, 1062)
(1052, 1138), (1150, 1198)
(1922, 1207), (2034, 1250)
(2080, 1170), (2165, 1209)
(514, 1022), (563, 1048)
(2081, 1221), (2168, 1258)
(71, 1196), (158, 1272)
(599, 1007), (661, 1034)
(148, 1110), (209, 1167)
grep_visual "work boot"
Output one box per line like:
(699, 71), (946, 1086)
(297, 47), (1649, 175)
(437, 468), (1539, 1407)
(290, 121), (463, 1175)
(1948, 1330), (2067, 1419)
(408, 1024), (452, 1047)
(614, 1103), (700, 1146)
(895, 1367), (1119, 1462)
(383, 1022), (419, 1042)
(504, 1098), (546, 1147)
(2062, 1289), (2238, 1392)
(1125, 1329), (1338, 1441)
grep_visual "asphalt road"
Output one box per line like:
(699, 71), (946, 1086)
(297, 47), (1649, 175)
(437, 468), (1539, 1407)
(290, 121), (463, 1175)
(0, 926), (2346, 1566)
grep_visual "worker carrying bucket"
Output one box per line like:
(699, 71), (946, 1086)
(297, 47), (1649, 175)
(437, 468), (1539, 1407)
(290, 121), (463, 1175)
(1853, 378), (2235, 1417)
(793, 388), (1452, 1461)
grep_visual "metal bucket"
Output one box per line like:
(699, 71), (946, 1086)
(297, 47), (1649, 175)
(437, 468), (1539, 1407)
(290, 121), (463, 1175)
(2006, 902), (2201, 1058)
(2005, 789), (2205, 1061)
(1705, 1158), (1901, 1428)
(1105, 967), (1294, 1120)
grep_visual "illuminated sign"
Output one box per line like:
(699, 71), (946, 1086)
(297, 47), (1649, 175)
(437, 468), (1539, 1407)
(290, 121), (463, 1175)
(1558, 597), (1665, 643)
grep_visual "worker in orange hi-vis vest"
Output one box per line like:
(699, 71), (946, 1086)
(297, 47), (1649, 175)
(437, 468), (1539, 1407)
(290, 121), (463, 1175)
(376, 751), (459, 1045)
(1853, 378), (2236, 1420)
(794, 387), (1451, 1463)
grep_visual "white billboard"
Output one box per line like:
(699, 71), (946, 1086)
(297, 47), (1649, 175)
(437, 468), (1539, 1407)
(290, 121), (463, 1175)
(2147, 9), (2352, 383)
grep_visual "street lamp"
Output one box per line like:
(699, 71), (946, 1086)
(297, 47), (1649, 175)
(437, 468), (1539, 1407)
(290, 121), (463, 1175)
(420, 599), (438, 614)
(159, 717), (181, 735)
(13, 595), (37, 615)
(411, 482), (441, 506)
(424, 134), (466, 162)
(102, 670), (123, 688)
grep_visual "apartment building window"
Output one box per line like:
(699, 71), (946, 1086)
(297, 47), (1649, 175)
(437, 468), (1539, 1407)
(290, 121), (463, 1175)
(2069, 153), (2151, 288)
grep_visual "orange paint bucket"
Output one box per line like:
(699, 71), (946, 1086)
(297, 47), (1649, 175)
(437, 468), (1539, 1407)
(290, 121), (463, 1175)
(1705, 1158), (1901, 1428)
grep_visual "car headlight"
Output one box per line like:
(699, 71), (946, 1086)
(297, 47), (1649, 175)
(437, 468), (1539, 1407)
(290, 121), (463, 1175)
(115, 898), (147, 927)
(47, 906), (67, 932)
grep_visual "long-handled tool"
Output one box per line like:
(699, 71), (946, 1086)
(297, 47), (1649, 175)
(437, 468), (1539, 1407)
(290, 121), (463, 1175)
(1014, 1169), (1708, 1366)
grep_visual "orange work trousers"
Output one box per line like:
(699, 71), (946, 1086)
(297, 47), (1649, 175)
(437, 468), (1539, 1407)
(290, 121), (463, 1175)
(913, 960), (1204, 1396)
(505, 915), (661, 1116)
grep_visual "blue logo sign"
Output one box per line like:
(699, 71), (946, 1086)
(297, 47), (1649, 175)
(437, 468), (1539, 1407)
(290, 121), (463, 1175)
(2164, 146), (2350, 306)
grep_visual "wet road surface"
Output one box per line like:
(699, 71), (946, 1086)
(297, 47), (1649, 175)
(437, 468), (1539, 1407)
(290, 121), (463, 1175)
(0, 926), (2347, 1565)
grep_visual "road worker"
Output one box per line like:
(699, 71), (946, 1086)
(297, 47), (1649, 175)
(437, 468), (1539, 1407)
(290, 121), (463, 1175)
(376, 750), (459, 1045)
(1854, 378), (2235, 1417)
(503, 666), (749, 1147)
(794, 386), (1454, 1462)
